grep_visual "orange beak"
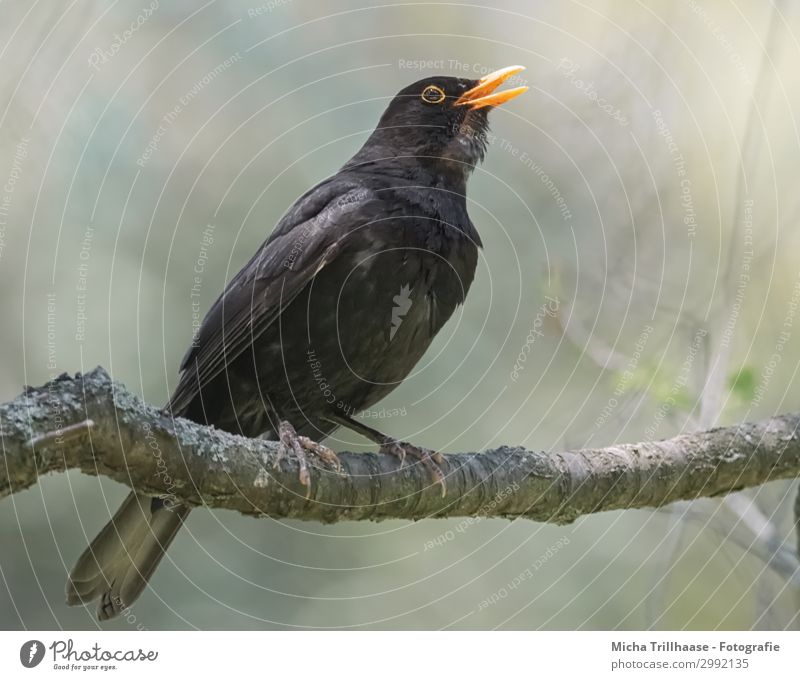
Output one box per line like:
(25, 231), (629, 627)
(456, 65), (528, 109)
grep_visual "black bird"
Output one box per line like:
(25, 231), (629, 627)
(66, 66), (527, 619)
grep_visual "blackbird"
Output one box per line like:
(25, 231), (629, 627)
(66, 66), (527, 619)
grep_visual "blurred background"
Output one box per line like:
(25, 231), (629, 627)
(1, 0), (799, 630)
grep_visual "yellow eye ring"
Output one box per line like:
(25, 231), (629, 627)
(421, 85), (446, 104)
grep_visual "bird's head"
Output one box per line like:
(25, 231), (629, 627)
(346, 66), (528, 189)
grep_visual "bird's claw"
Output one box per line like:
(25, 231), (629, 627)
(298, 435), (343, 473)
(274, 421), (341, 497)
(380, 440), (446, 497)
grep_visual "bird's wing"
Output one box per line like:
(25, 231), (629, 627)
(168, 178), (385, 415)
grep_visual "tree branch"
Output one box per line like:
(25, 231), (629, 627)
(1, 368), (799, 526)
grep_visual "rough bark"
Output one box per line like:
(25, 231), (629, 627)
(1, 367), (799, 526)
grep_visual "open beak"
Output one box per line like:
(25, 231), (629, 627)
(456, 65), (528, 109)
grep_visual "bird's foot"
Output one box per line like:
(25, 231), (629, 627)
(274, 421), (341, 496)
(380, 440), (446, 497)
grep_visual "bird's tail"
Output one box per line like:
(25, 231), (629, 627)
(66, 491), (189, 620)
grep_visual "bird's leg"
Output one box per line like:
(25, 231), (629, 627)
(275, 421), (342, 494)
(269, 412), (341, 496)
(328, 414), (447, 496)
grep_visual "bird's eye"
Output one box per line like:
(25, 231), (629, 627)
(420, 85), (446, 104)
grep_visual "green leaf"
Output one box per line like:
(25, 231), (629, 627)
(729, 366), (756, 401)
